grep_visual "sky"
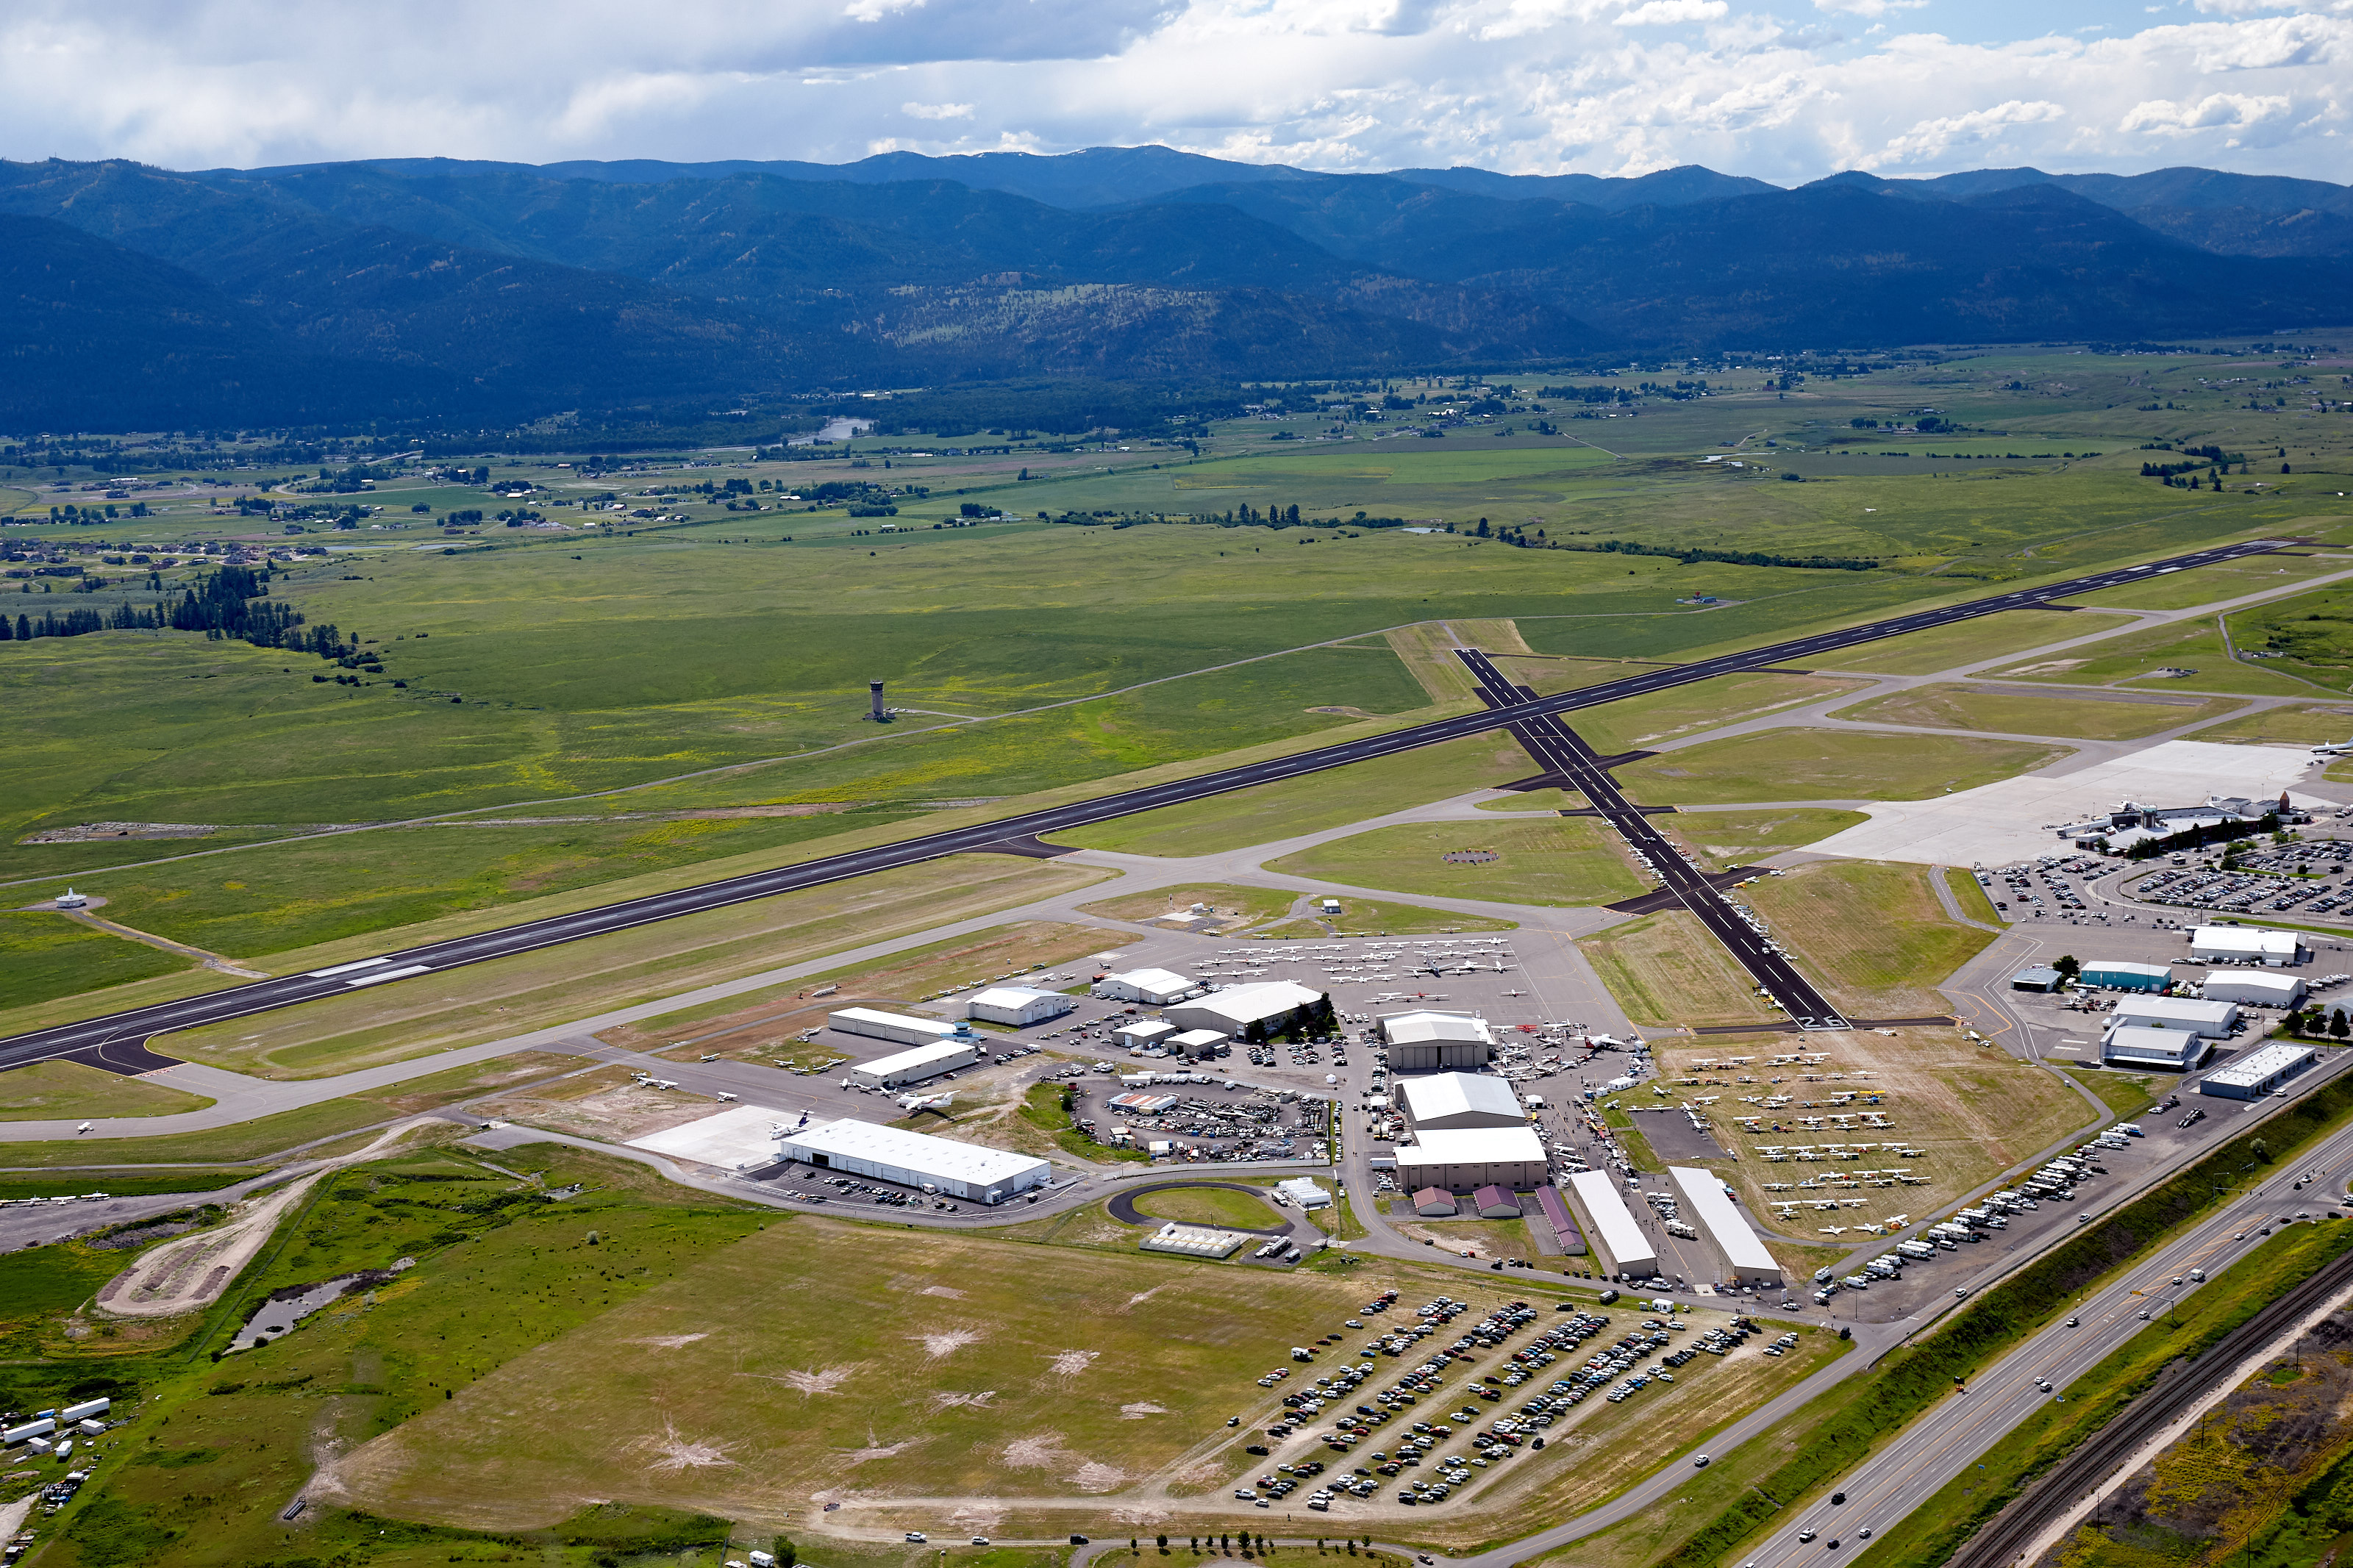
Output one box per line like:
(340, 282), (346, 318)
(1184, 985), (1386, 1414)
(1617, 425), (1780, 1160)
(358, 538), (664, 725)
(1, 0), (2347, 185)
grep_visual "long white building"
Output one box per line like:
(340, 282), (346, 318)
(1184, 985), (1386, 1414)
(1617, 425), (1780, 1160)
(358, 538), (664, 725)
(2190, 926), (2302, 967)
(1668, 1166), (1782, 1286)
(849, 1039), (980, 1089)
(2110, 995), (2238, 1038)
(1564, 1170), (1658, 1279)
(773, 1118), (1050, 1203)
(1393, 1126), (1546, 1192)
(829, 1006), (966, 1048)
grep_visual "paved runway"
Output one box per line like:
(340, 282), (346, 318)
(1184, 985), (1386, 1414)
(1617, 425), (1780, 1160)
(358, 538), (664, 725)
(1456, 646), (1849, 1029)
(0, 536), (2289, 1074)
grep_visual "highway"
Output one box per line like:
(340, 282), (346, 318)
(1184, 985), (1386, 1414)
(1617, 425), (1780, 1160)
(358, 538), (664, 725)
(1454, 646), (1849, 1029)
(0, 535), (2288, 1073)
(1738, 1128), (2353, 1566)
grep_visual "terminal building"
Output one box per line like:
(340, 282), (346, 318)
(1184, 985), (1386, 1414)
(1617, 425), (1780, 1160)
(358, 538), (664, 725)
(1393, 1125), (1547, 1193)
(1396, 1072), (1525, 1133)
(773, 1117), (1051, 1203)
(1378, 1010), (1495, 1071)
(1668, 1166), (1782, 1287)
(2201, 1042), (2318, 1100)
(965, 986), (1075, 1027)
(1564, 1170), (1658, 1278)
(2059, 793), (2296, 851)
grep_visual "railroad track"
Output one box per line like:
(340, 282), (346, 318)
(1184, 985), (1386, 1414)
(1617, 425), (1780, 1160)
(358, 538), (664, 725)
(1950, 1237), (2353, 1568)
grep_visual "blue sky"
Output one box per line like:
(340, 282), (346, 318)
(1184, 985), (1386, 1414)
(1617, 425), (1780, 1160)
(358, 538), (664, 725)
(1, 0), (2346, 184)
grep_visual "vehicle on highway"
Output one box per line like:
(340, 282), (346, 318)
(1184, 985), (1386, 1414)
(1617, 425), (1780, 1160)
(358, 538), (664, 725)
(2065, 1316), (2079, 1327)
(1693, 1454), (1710, 1467)
(1798, 1530), (1817, 1542)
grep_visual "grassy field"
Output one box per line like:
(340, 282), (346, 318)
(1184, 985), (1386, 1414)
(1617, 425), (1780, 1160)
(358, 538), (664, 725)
(2063, 1067), (2159, 1120)
(150, 855), (1104, 1080)
(1988, 616), (2325, 696)
(0, 1059), (214, 1122)
(1127, 1184), (1285, 1228)
(1804, 609), (2137, 676)
(1253, 897), (1516, 937)
(1943, 868), (2000, 924)
(0, 909), (193, 1012)
(1050, 731), (1530, 856)
(0, 1098), (397, 1168)
(1077, 884), (1303, 930)
(2227, 583), (2353, 692)
(1663, 808), (1871, 873)
(1828, 683), (2243, 741)
(1613, 728), (2065, 806)
(2062, 550), (2351, 612)
(1740, 861), (2000, 1017)
(1654, 1024), (2086, 1233)
(1582, 912), (1779, 1030)
(1565, 672), (1872, 756)
(2189, 701), (2353, 746)
(1263, 819), (1646, 907)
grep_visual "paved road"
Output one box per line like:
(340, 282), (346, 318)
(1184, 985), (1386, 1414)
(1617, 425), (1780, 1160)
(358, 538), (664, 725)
(1455, 646), (1848, 1030)
(0, 536), (2288, 1074)
(1735, 1132), (2353, 1567)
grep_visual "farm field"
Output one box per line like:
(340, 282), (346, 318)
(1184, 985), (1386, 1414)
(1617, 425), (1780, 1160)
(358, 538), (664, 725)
(1827, 682), (2243, 742)
(146, 854), (1106, 1081)
(1262, 818), (1646, 907)
(1612, 728), (2067, 806)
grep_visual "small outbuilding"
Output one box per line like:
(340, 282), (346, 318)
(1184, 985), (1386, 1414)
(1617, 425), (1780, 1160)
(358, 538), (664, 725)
(1277, 1176), (1332, 1209)
(1413, 1186), (1458, 1217)
(2010, 966), (2063, 993)
(1471, 1184), (1521, 1220)
(1170, 1028), (1228, 1059)
(1115, 1019), (1179, 1051)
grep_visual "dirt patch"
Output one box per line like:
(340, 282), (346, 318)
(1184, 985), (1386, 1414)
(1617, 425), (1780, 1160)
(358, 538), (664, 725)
(629, 1333), (709, 1350)
(919, 1329), (984, 1360)
(472, 1066), (719, 1143)
(1047, 1349), (1099, 1377)
(641, 1422), (738, 1472)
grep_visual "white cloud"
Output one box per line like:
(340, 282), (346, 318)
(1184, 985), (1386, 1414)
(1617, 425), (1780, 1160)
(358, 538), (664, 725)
(2120, 90), (2293, 131)
(1614, 0), (1727, 23)
(1859, 99), (2066, 168)
(0, 0), (2347, 187)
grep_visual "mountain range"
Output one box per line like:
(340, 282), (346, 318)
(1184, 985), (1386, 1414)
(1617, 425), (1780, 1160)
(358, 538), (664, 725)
(4, 145), (2348, 431)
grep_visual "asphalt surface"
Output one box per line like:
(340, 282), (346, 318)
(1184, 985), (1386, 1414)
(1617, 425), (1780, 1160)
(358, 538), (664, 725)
(1735, 1136), (2353, 1567)
(1455, 646), (1849, 1030)
(0, 535), (2288, 1074)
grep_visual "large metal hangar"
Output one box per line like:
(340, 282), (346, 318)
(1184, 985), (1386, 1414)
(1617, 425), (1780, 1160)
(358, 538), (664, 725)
(1396, 1072), (1525, 1132)
(1378, 1010), (1493, 1071)
(1165, 981), (1323, 1036)
(966, 985), (1076, 1026)
(1668, 1166), (1782, 1286)
(1092, 968), (1197, 1005)
(1563, 1170), (1658, 1278)
(2190, 926), (2303, 967)
(1393, 1125), (1546, 1192)
(829, 1006), (968, 1047)
(849, 1039), (981, 1089)
(2110, 995), (2238, 1038)
(774, 1117), (1051, 1203)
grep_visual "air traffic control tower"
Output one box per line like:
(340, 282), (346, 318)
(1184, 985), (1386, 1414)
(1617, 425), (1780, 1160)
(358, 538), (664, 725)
(866, 680), (890, 722)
